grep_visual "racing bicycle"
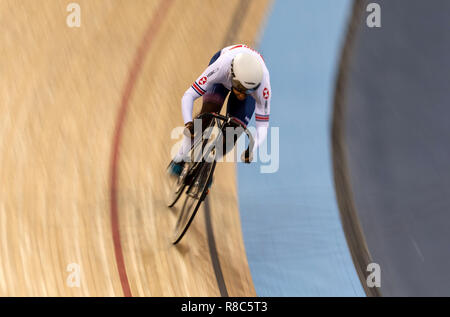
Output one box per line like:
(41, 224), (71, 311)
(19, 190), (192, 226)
(167, 112), (254, 244)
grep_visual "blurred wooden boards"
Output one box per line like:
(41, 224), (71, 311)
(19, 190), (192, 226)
(0, 0), (160, 296)
(0, 0), (271, 296)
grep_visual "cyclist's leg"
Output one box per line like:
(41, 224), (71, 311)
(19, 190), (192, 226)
(199, 84), (228, 127)
(171, 84), (228, 167)
(227, 92), (256, 127)
(218, 93), (256, 159)
(170, 50), (225, 174)
(181, 85), (228, 188)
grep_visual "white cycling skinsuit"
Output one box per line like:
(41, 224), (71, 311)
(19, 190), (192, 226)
(175, 44), (272, 163)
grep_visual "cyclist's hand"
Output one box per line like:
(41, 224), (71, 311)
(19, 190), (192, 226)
(241, 148), (253, 164)
(184, 121), (195, 139)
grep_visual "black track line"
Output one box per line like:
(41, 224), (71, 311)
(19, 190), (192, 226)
(203, 0), (253, 298)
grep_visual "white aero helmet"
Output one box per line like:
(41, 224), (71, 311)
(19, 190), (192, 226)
(231, 53), (263, 93)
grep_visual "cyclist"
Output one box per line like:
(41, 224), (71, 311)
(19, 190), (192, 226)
(170, 44), (272, 176)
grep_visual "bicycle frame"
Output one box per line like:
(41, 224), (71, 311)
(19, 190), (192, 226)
(177, 112), (255, 196)
(170, 113), (256, 244)
(192, 112), (255, 163)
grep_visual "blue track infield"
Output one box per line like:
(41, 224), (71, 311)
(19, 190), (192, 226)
(236, 0), (365, 296)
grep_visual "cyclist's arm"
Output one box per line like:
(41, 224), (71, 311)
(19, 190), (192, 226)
(181, 90), (199, 124)
(242, 119), (268, 163)
(181, 59), (223, 124)
(254, 124), (268, 148)
(252, 75), (272, 151)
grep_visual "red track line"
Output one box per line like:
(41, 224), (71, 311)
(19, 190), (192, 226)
(109, 0), (173, 297)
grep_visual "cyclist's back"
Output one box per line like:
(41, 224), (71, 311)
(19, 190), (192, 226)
(170, 44), (273, 173)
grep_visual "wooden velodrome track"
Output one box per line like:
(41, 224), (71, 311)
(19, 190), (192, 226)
(0, 0), (271, 296)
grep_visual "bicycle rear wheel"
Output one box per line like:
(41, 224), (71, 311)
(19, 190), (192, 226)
(172, 159), (216, 244)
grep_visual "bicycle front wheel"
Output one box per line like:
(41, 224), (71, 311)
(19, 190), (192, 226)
(172, 160), (216, 244)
